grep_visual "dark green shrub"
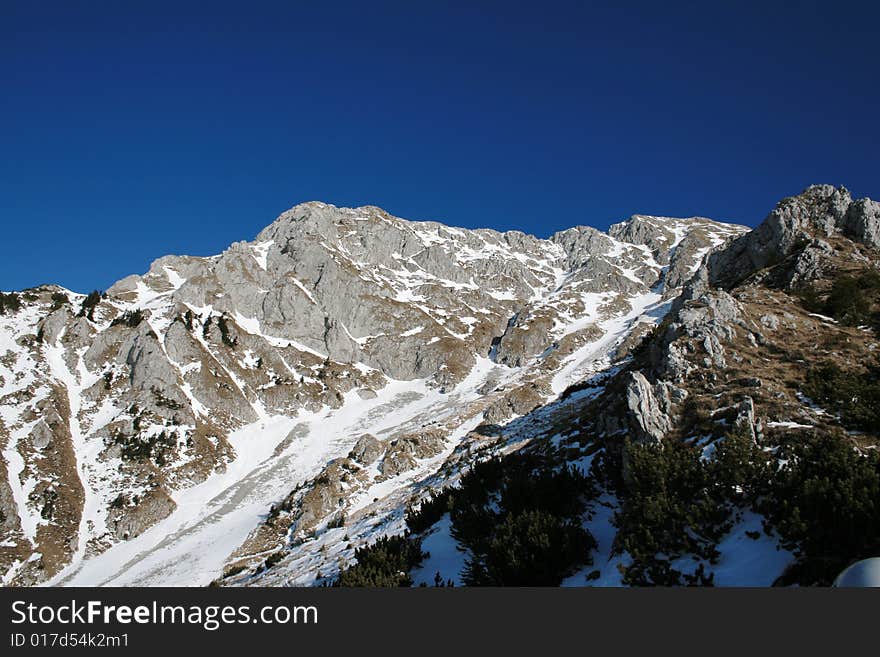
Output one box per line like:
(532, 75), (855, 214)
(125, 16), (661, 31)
(110, 494), (128, 509)
(406, 488), (453, 534)
(612, 429), (769, 586)
(707, 425), (772, 502)
(0, 291), (22, 314)
(78, 290), (102, 320)
(463, 509), (595, 585)
(449, 453), (597, 586)
(217, 315), (237, 348)
(50, 291), (69, 309)
(825, 275), (870, 325)
(797, 269), (880, 327)
(264, 551), (285, 569)
(110, 309), (144, 328)
(151, 386), (183, 410)
(764, 432), (880, 585)
(803, 362), (880, 432)
(334, 535), (425, 587)
(794, 283), (824, 314)
(112, 428), (176, 465)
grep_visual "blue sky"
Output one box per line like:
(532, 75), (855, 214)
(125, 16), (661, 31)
(2, 1), (878, 293)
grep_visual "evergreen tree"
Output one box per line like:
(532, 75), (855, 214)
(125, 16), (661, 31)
(0, 291), (22, 315)
(50, 291), (69, 309)
(78, 289), (102, 320)
(334, 535), (426, 587)
(765, 432), (880, 585)
(463, 509), (596, 586)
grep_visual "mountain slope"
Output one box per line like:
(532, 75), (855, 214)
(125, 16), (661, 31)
(282, 184), (880, 588)
(0, 202), (743, 585)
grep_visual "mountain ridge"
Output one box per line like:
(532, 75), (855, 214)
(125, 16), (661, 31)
(3, 184), (877, 587)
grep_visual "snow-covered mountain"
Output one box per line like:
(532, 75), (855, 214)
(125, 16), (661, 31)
(3, 185), (879, 587)
(0, 201), (744, 585)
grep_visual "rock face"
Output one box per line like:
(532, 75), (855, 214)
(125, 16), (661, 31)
(482, 382), (549, 425)
(624, 372), (675, 443)
(731, 397), (761, 444)
(348, 434), (382, 466)
(842, 198), (880, 248)
(567, 185), (880, 453)
(708, 185), (880, 288)
(1, 198), (749, 585)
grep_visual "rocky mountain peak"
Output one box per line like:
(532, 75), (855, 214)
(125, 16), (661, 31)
(1, 198), (747, 586)
(708, 184), (880, 288)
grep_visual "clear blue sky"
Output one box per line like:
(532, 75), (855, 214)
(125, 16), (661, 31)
(2, 1), (878, 293)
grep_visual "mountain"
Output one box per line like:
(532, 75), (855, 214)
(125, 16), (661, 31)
(2, 185), (878, 587)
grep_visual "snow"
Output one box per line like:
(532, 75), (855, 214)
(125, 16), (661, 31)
(454, 355), (498, 393)
(550, 291), (614, 337)
(550, 290), (666, 395)
(351, 332), (385, 345)
(47, 411), (297, 587)
(0, 302), (51, 565)
(232, 311), (326, 358)
(46, 374), (489, 586)
(562, 501), (792, 587)
(668, 221), (690, 249)
(412, 226), (448, 248)
(487, 289), (518, 301)
(393, 287), (427, 304)
(251, 240), (274, 271)
(178, 361), (202, 376)
(43, 334), (108, 577)
(617, 265), (645, 285)
(81, 397), (121, 435)
(411, 515), (466, 586)
(700, 511), (793, 586)
(2, 419), (41, 543)
(163, 266), (186, 290)
(287, 275), (317, 304)
(346, 413), (485, 516)
(796, 392), (830, 416)
(212, 346), (267, 420)
(767, 420), (813, 429)
(562, 494), (629, 586)
(133, 280), (166, 306)
(0, 208), (755, 588)
(239, 349), (261, 369)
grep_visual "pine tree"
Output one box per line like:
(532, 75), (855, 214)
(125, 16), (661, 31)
(78, 290), (102, 320)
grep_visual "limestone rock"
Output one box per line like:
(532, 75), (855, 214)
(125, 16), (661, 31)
(482, 382), (550, 425)
(708, 185), (879, 289)
(625, 372), (674, 443)
(842, 198), (880, 248)
(108, 489), (176, 541)
(348, 434), (382, 466)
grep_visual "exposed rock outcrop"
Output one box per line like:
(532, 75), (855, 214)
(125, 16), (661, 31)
(624, 371), (675, 443)
(708, 185), (879, 289)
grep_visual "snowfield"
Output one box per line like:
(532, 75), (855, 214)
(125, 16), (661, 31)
(47, 376), (467, 586)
